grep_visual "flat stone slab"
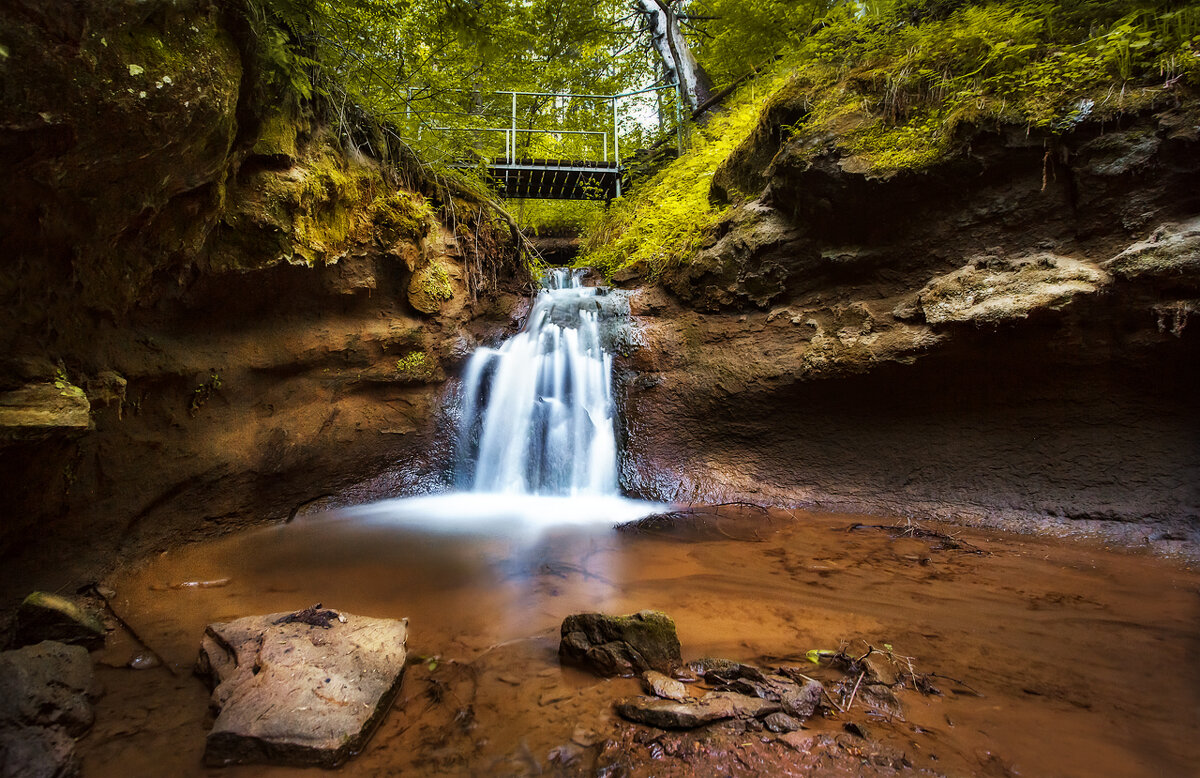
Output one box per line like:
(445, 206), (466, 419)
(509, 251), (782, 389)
(196, 607), (408, 768)
(0, 382), (91, 439)
(615, 691), (780, 729)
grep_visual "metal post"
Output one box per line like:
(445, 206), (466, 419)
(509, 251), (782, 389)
(612, 94), (621, 198)
(675, 82), (684, 156)
(511, 92), (517, 162)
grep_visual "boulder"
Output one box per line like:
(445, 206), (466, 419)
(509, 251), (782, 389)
(615, 692), (780, 729)
(559, 611), (681, 677)
(14, 592), (106, 650)
(0, 725), (78, 778)
(0, 642), (95, 736)
(0, 641), (95, 778)
(195, 607), (408, 768)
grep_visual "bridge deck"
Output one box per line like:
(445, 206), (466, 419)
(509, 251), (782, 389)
(456, 159), (623, 200)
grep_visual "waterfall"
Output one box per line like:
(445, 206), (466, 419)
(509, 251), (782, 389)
(343, 267), (662, 535)
(456, 268), (619, 496)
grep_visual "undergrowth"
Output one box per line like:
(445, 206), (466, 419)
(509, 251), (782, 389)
(582, 71), (793, 276)
(582, 0), (1200, 277)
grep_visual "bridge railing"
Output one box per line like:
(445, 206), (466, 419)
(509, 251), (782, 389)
(390, 84), (686, 183)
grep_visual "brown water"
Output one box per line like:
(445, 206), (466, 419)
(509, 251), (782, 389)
(80, 507), (1200, 777)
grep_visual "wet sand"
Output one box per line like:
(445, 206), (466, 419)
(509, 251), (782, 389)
(80, 507), (1200, 776)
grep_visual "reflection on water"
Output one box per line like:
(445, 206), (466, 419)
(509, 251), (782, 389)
(81, 508), (1200, 777)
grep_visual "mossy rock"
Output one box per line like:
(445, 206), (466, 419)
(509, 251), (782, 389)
(407, 259), (454, 314)
(371, 193), (433, 247)
(393, 351), (441, 384)
(252, 110), (300, 162)
(559, 610), (682, 677)
(16, 592), (106, 650)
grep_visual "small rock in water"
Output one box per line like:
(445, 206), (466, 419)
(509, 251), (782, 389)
(571, 727), (600, 747)
(763, 711), (804, 733)
(127, 652), (160, 670)
(778, 678), (824, 720)
(196, 610), (408, 767)
(15, 591), (107, 650)
(559, 610), (681, 677)
(690, 657), (766, 683)
(641, 670), (688, 701)
(548, 743), (583, 765)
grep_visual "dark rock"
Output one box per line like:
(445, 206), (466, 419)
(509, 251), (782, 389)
(14, 593), (106, 650)
(701, 663), (824, 722)
(763, 712), (804, 733)
(641, 670), (689, 701)
(0, 724), (78, 778)
(689, 657), (767, 683)
(0, 641), (94, 778)
(615, 692), (780, 729)
(0, 641), (95, 736)
(196, 610), (408, 768)
(558, 610), (681, 677)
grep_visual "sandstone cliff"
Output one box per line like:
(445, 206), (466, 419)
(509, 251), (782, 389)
(0, 0), (527, 589)
(619, 101), (1200, 529)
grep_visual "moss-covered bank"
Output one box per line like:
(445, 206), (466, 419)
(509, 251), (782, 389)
(0, 0), (529, 601)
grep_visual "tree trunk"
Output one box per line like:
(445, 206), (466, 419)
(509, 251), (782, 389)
(637, 0), (713, 113)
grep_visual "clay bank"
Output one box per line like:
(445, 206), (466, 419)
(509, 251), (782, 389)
(1, 0), (1199, 777)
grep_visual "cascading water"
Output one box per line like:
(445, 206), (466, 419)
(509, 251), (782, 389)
(455, 268), (618, 496)
(345, 267), (662, 534)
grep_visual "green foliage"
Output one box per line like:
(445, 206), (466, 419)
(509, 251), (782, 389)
(686, 0), (836, 87)
(582, 69), (793, 276)
(189, 372), (222, 416)
(786, 0), (1199, 172)
(509, 199), (606, 236)
(585, 0), (1198, 277)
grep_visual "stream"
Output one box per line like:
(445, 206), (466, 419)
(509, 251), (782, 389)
(78, 269), (1200, 776)
(82, 507), (1200, 776)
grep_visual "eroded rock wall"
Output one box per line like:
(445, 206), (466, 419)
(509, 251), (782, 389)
(620, 103), (1200, 527)
(0, 0), (526, 593)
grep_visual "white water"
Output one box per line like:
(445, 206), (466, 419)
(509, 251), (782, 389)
(457, 267), (618, 496)
(343, 268), (662, 534)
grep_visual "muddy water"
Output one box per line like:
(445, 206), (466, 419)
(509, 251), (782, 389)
(81, 508), (1200, 777)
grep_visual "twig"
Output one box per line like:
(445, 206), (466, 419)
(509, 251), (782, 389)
(844, 671), (866, 712)
(82, 584), (177, 676)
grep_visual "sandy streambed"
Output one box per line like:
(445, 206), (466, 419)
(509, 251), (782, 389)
(81, 506), (1200, 776)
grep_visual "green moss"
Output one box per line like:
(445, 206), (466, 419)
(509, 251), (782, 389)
(394, 351), (437, 382)
(253, 111), (299, 159)
(408, 259), (454, 313)
(371, 192), (433, 246)
(584, 1), (1199, 277)
(580, 68), (793, 278)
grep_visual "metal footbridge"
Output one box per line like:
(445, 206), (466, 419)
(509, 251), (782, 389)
(396, 84), (685, 201)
